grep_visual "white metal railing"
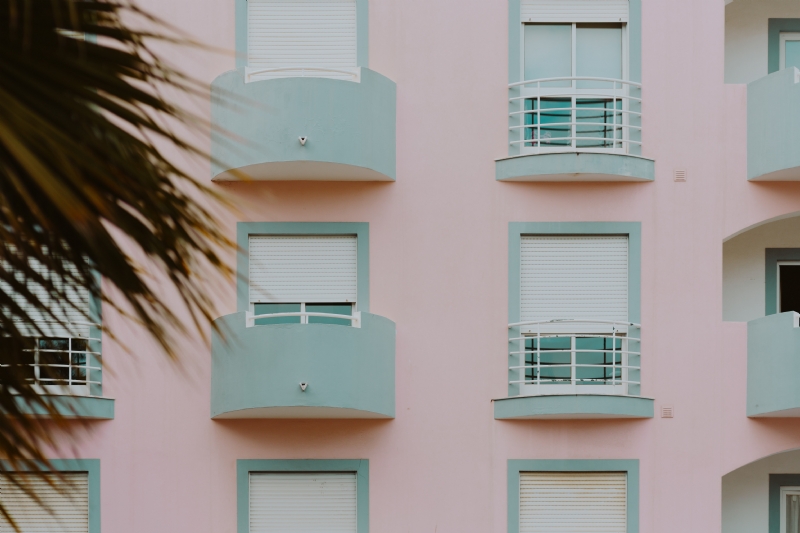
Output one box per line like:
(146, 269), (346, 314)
(508, 77), (642, 155)
(508, 319), (641, 396)
(9, 321), (102, 397)
(245, 66), (361, 83)
(247, 311), (361, 328)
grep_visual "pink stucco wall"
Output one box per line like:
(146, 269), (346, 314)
(48, 0), (800, 531)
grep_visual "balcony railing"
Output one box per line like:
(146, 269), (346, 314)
(12, 321), (101, 397)
(508, 77), (642, 155)
(246, 311), (362, 328)
(508, 319), (641, 396)
(244, 66), (361, 83)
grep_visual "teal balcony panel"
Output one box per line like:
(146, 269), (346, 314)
(14, 396), (114, 420)
(748, 68), (800, 181)
(211, 68), (396, 181)
(748, 311), (800, 417)
(211, 311), (395, 419)
(495, 153), (654, 182)
(494, 394), (654, 420)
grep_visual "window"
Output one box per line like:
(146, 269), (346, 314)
(778, 261), (800, 314)
(0, 472), (89, 532)
(249, 473), (357, 532)
(783, 487), (800, 533)
(519, 472), (627, 533)
(781, 33), (800, 71)
(517, 0), (637, 153)
(248, 235), (358, 326)
(246, 0), (358, 81)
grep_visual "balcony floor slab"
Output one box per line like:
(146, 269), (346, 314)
(493, 394), (654, 420)
(496, 152), (655, 182)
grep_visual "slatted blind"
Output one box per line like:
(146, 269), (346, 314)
(249, 235), (358, 304)
(0, 472), (89, 533)
(247, 0), (357, 72)
(520, 472), (627, 533)
(0, 258), (91, 337)
(521, 0), (629, 23)
(249, 472), (357, 533)
(520, 236), (628, 326)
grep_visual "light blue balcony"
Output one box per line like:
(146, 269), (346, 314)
(210, 68), (396, 181)
(211, 311), (395, 419)
(748, 311), (800, 417)
(748, 68), (800, 181)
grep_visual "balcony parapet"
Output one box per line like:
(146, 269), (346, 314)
(495, 319), (653, 419)
(748, 68), (800, 181)
(211, 67), (396, 182)
(748, 311), (800, 416)
(211, 311), (395, 419)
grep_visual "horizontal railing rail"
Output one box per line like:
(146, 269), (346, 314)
(247, 311), (362, 328)
(508, 319), (641, 395)
(508, 76), (642, 155)
(245, 66), (360, 83)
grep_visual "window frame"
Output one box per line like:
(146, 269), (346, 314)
(779, 32), (800, 71)
(768, 20), (800, 74)
(765, 249), (800, 315)
(770, 475), (800, 533)
(237, 223), (370, 314)
(507, 459), (639, 533)
(235, 0), (370, 70)
(237, 459), (369, 533)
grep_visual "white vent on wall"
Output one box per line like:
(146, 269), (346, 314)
(521, 0), (629, 23)
(661, 406), (674, 418)
(674, 169), (687, 182)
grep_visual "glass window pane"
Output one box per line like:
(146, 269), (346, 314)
(525, 98), (572, 147)
(526, 337), (571, 384)
(576, 24), (622, 88)
(306, 303), (352, 326)
(575, 99), (623, 148)
(253, 303), (301, 325)
(524, 24), (572, 87)
(575, 336), (622, 385)
(779, 265), (800, 313)
(786, 40), (800, 70)
(787, 494), (800, 533)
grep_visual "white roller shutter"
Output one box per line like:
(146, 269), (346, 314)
(249, 235), (358, 304)
(520, 472), (627, 533)
(249, 472), (357, 533)
(0, 472), (89, 533)
(247, 0), (357, 79)
(520, 236), (628, 328)
(0, 258), (91, 338)
(521, 0), (629, 23)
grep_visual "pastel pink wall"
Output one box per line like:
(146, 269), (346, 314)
(48, 0), (800, 531)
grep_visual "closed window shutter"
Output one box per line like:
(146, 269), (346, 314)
(520, 236), (628, 326)
(521, 0), (629, 23)
(247, 0), (357, 72)
(249, 235), (358, 304)
(249, 472), (357, 533)
(0, 472), (89, 533)
(0, 259), (91, 337)
(520, 472), (627, 533)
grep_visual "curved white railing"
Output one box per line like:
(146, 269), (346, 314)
(508, 77), (642, 155)
(245, 66), (361, 83)
(508, 319), (641, 396)
(13, 321), (102, 395)
(247, 311), (361, 328)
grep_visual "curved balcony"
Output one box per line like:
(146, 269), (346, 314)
(748, 68), (800, 181)
(497, 77), (654, 182)
(494, 319), (653, 419)
(211, 67), (396, 182)
(211, 310), (395, 419)
(747, 311), (800, 416)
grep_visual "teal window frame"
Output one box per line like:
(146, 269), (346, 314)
(770, 474), (800, 533)
(235, 0), (369, 69)
(237, 459), (369, 533)
(237, 222), (370, 314)
(768, 19), (800, 74)
(765, 248), (800, 315)
(507, 459), (639, 533)
(508, 222), (642, 325)
(0, 459), (101, 533)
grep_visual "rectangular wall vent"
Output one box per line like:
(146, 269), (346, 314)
(661, 406), (674, 418)
(674, 169), (687, 182)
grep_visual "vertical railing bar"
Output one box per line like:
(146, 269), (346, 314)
(571, 334), (576, 393)
(536, 323), (541, 390)
(612, 327), (617, 390)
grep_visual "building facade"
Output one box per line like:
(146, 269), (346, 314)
(8, 0), (800, 531)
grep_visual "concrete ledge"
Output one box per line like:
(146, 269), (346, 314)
(496, 152), (655, 182)
(493, 394), (654, 420)
(14, 395), (114, 419)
